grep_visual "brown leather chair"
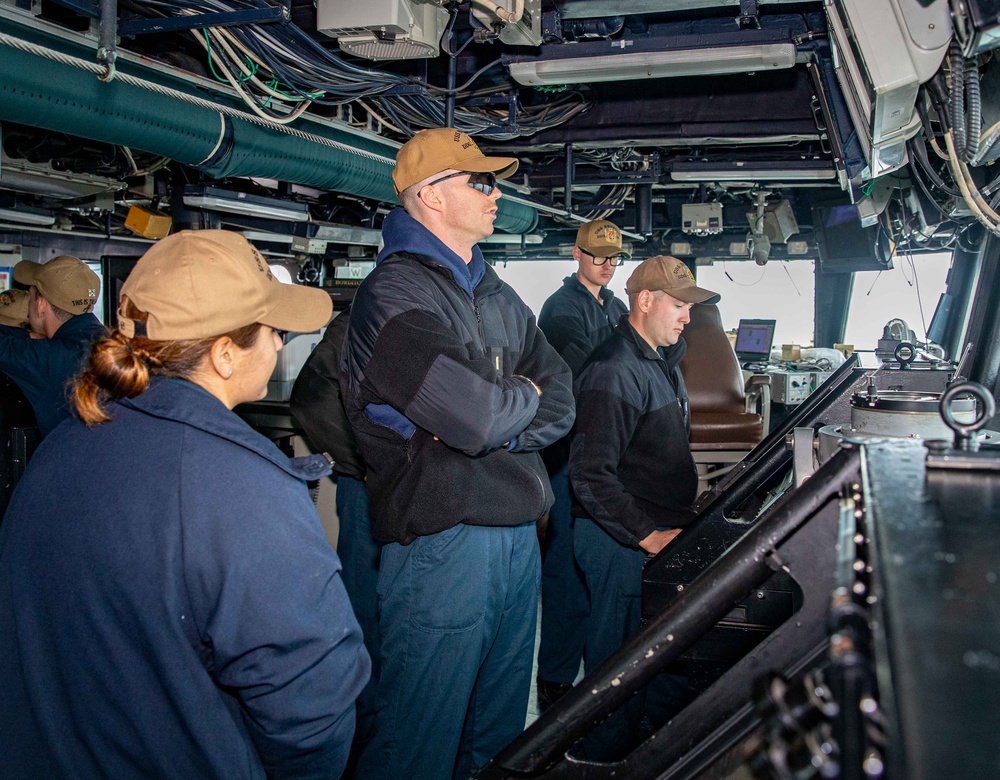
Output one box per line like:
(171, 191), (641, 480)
(680, 304), (770, 493)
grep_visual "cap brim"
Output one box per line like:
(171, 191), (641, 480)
(672, 286), (721, 305)
(588, 247), (632, 259)
(12, 261), (43, 286)
(456, 154), (519, 180)
(260, 282), (333, 333)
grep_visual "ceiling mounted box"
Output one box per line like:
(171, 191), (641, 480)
(317, 0), (449, 60)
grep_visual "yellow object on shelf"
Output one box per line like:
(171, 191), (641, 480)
(125, 206), (172, 239)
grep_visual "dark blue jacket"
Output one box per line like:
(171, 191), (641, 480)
(0, 377), (370, 779)
(0, 313), (107, 435)
(538, 275), (628, 378)
(570, 317), (698, 547)
(538, 275), (628, 468)
(343, 208), (575, 544)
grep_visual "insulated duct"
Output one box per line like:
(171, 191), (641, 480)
(0, 41), (538, 234)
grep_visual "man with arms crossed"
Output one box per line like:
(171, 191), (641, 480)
(535, 218), (629, 709)
(343, 128), (575, 780)
(570, 255), (720, 761)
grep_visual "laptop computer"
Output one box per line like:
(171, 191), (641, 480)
(734, 319), (776, 366)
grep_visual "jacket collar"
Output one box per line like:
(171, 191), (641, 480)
(615, 315), (687, 368)
(562, 274), (618, 308)
(377, 207), (486, 299)
(118, 377), (331, 481)
(51, 313), (106, 341)
(384, 249), (504, 299)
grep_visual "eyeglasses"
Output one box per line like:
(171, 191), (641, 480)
(425, 171), (498, 196)
(273, 329), (288, 341)
(580, 249), (628, 267)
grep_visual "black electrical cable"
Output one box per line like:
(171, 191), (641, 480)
(128, 0), (593, 134)
(964, 56), (982, 162)
(950, 42), (967, 158)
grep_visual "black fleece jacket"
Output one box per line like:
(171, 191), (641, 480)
(570, 317), (698, 548)
(537, 275), (628, 469)
(538, 275), (628, 377)
(343, 209), (575, 545)
(290, 310), (365, 480)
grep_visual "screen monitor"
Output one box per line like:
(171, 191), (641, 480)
(734, 318), (776, 364)
(813, 202), (893, 274)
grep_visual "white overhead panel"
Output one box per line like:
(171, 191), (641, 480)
(825, 0), (951, 179)
(316, 0), (449, 61)
(471, 0), (543, 47)
(508, 43), (796, 87)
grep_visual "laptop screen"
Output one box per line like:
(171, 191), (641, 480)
(734, 319), (776, 363)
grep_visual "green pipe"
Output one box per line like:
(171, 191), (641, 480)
(0, 44), (537, 233)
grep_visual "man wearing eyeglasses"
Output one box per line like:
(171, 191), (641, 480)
(534, 219), (630, 712)
(569, 255), (720, 762)
(343, 128), (574, 780)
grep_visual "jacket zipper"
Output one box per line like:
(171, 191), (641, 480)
(414, 255), (490, 357)
(473, 302), (487, 356)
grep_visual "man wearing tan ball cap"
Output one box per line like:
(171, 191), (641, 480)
(569, 255), (719, 761)
(345, 128), (574, 779)
(0, 289), (32, 330)
(533, 217), (632, 713)
(0, 256), (107, 436)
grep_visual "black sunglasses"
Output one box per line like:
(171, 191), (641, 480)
(580, 248), (627, 267)
(425, 171), (498, 196)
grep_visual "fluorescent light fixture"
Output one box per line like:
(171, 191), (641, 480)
(786, 240), (810, 255)
(184, 195), (310, 222)
(183, 186), (310, 223)
(240, 230), (296, 244)
(672, 168), (836, 182)
(478, 233), (544, 245)
(672, 164), (836, 183)
(729, 242), (748, 256)
(670, 242), (693, 256)
(508, 43), (795, 86)
(0, 207), (56, 226)
(311, 224), (382, 246)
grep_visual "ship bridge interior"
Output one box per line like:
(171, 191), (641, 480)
(0, 0), (995, 332)
(4, 3), (1000, 779)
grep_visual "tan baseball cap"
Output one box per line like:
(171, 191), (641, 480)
(13, 256), (99, 315)
(625, 255), (721, 304)
(576, 219), (631, 259)
(392, 127), (518, 195)
(0, 289), (30, 327)
(117, 230), (333, 340)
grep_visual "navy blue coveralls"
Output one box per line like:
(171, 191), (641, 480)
(0, 313), (107, 436)
(0, 376), (370, 778)
(570, 317), (698, 762)
(290, 308), (381, 773)
(343, 208), (574, 780)
(536, 275), (627, 688)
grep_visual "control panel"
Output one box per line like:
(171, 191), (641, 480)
(769, 370), (833, 405)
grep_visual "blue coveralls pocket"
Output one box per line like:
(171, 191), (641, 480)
(380, 524), (489, 633)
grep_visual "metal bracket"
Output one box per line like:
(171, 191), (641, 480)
(96, 0), (117, 82)
(738, 0), (760, 30)
(118, 1), (290, 37)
